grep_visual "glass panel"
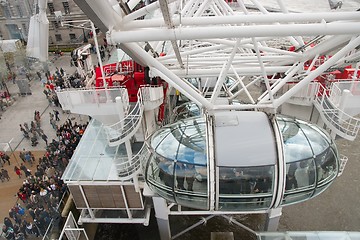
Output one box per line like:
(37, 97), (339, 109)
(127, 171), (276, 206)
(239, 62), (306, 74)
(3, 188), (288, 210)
(150, 117), (207, 165)
(150, 128), (169, 149)
(219, 166), (274, 195)
(315, 149), (338, 185)
(147, 154), (175, 188)
(155, 185), (175, 202)
(175, 193), (208, 210)
(175, 162), (186, 190)
(156, 133), (179, 159)
(193, 165), (208, 193)
(300, 124), (330, 155)
(282, 191), (313, 205)
(147, 155), (160, 182)
(285, 159), (316, 192)
(158, 157), (175, 188)
(280, 121), (313, 162)
(219, 196), (272, 210)
(313, 183), (330, 197)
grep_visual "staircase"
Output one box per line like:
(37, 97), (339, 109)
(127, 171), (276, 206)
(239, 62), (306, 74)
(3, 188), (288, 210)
(282, 81), (360, 140)
(103, 85), (164, 146)
(104, 94), (143, 147)
(114, 144), (150, 180)
(313, 84), (360, 141)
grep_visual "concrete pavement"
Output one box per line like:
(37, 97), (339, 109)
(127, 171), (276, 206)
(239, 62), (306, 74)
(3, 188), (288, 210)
(0, 53), (86, 155)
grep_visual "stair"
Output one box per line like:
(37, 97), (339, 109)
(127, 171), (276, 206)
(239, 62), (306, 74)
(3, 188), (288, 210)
(104, 97), (143, 147)
(114, 143), (150, 180)
(313, 85), (360, 141)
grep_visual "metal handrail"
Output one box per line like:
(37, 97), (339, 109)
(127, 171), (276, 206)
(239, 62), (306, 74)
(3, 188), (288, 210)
(104, 90), (143, 144)
(57, 87), (129, 109)
(314, 84), (360, 138)
(115, 144), (150, 179)
(283, 82), (319, 103)
(140, 85), (164, 102)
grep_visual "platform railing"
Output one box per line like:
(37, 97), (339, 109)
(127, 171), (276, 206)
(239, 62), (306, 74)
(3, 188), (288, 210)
(140, 85), (164, 110)
(115, 144), (150, 180)
(283, 82), (319, 105)
(104, 90), (144, 146)
(56, 87), (128, 109)
(314, 84), (360, 140)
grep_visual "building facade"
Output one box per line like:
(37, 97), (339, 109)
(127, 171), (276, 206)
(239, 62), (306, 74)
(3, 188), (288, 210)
(0, 0), (88, 47)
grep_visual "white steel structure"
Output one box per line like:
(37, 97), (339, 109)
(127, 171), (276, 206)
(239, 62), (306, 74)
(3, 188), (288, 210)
(48, 0), (360, 239)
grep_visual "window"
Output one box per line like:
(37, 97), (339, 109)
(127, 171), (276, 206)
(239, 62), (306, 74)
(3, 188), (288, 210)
(16, 5), (23, 17)
(55, 34), (62, 42)
(47, 3), (55, 14)
(69, 33), (76, 40)
(52, 21), (59, 29)
(21, 23), (27, 34)
(2, 6), (11, 18)
(68, 20), (73, 29)
(63, 2), (70, 14)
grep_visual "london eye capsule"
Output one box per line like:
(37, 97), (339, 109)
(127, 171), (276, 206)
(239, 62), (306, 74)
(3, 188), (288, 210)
(144, 111), (339, 211)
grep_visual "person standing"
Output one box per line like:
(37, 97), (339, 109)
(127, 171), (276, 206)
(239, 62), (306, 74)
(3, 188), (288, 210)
(20, 164), (27, 176)
(41, 134), (48, 146)
(1, 168), (10, 181)
(53, 110), (60, 121)
(14, 166), (22, 178)
(36, 71), (41, 81)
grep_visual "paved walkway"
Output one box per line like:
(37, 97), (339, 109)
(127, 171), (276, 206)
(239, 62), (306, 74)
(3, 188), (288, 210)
(0, 53), (87, 239)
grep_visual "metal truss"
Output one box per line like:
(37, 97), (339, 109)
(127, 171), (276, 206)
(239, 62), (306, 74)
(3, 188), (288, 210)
(75, 0), (360, 112)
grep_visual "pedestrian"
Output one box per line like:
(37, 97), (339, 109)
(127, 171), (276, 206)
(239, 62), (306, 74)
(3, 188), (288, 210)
(24, 152), (33, 166)
(20, 163), (27, 176)
(0, 152), (11, 165)
(14, 166), (22, 178)
(41, 134), (48, 146)
(19, 150), (26, 163)
(23, 122), (30, 133)
(53, 109), (60, 121)
(34, 111), (41, 124)
(36, 71), (41, 81)
(49, 112), (54, 123)
(1, 168), (10, 181)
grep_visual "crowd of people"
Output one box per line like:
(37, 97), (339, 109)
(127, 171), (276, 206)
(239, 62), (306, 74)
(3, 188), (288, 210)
(3, 117), (88, 239)
(3, 91), (88, 239)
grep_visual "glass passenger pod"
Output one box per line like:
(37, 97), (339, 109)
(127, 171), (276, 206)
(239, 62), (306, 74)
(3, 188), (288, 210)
(214, 111), (277, 211)
(278, 116), (339, 206)
(144, 112), (340, 212)
(145, 117), (209, 210)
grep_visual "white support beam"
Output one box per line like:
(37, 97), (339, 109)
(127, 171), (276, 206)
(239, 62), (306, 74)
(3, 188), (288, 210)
(158, 0), (184, 68)
(257, 62), (303, 104)
(109, 22), (360, 43)
(273, 35), (360, 108)
(210, 39), (240, 103)
(171, 66), (291, 77)
(252, 37), (274, 102)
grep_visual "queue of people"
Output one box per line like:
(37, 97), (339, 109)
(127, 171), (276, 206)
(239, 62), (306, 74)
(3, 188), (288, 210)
(3, 110), (88, 239)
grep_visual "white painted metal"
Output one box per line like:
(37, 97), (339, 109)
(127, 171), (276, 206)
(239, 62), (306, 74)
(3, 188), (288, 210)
(274, 36), (360, 108)
(109, 22), (360, 43)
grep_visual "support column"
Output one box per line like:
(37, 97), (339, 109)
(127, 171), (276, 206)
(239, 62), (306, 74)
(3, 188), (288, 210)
(264, 207), (282, 231)
(153, 197), (171, 240)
